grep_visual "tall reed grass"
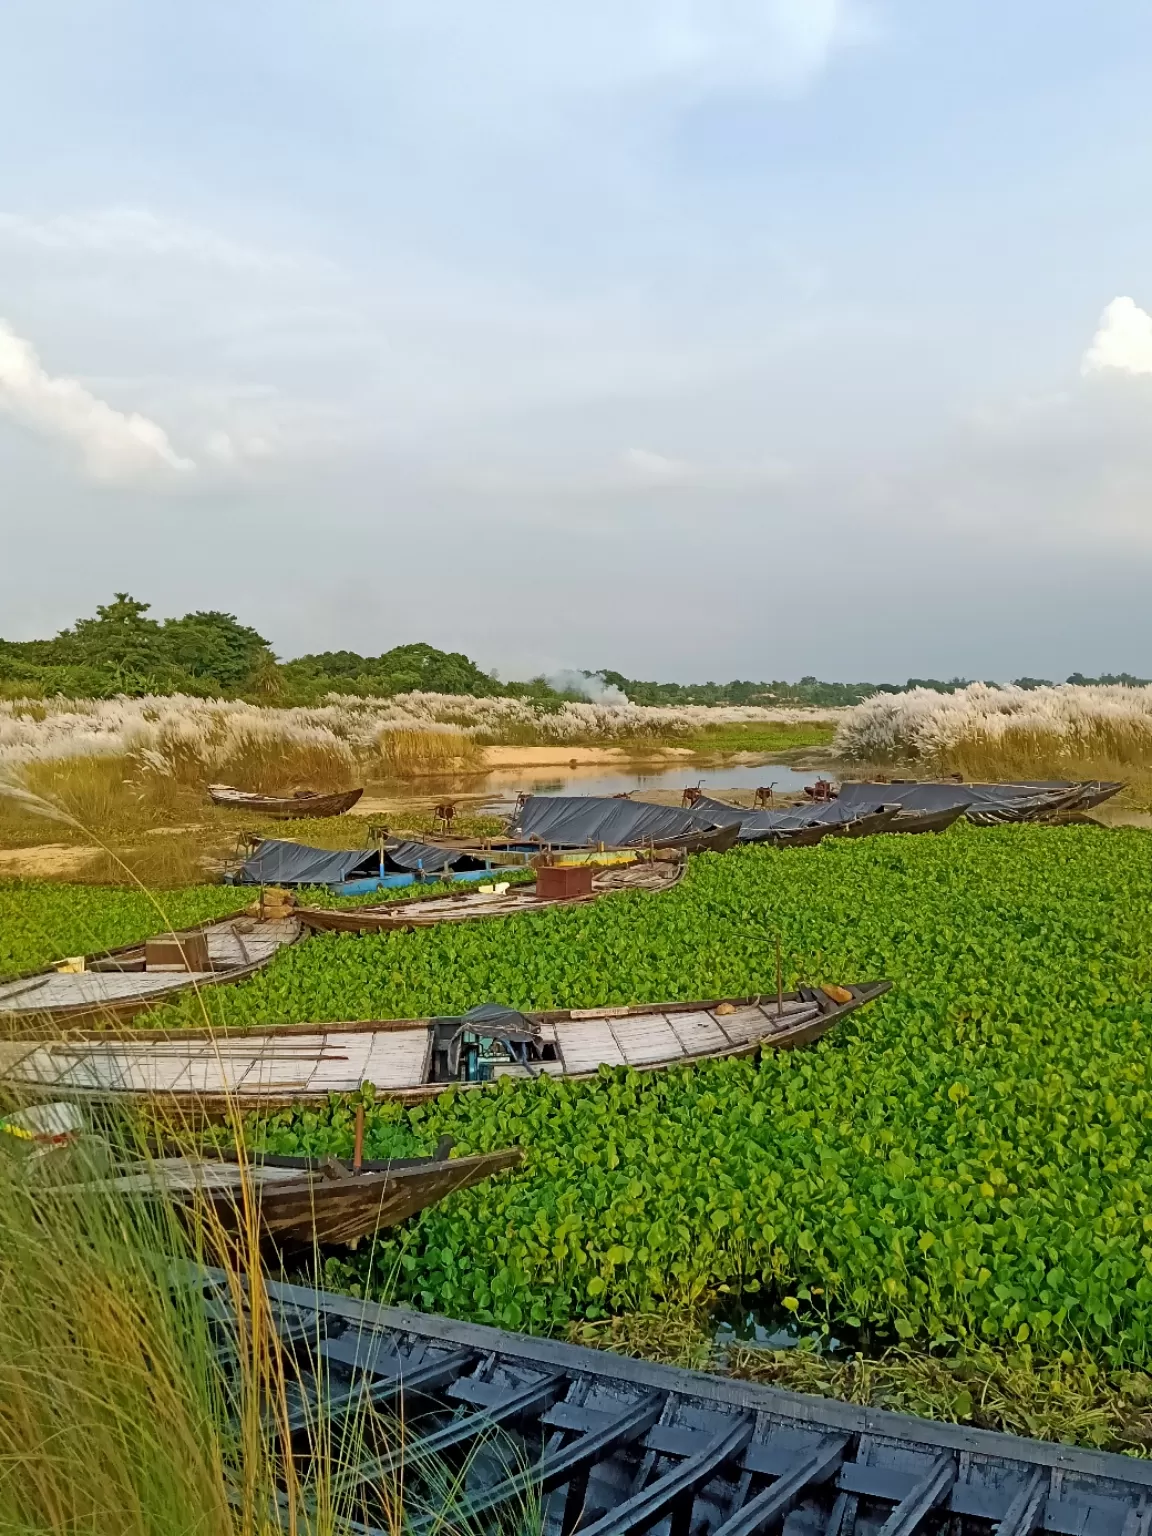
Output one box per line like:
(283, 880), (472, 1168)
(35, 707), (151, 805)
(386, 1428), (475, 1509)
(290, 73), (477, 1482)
(836, 683), (1152, 779)
(377, 726), (484, 776)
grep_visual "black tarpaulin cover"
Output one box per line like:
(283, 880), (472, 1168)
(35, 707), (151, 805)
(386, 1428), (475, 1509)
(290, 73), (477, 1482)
(507, 794), (727, 848)
(236, 839), (380, 887)
(689, 794), (894, 841)
(383, 839), (476, 874)
(837, 781), (1076, 816)
(236, 837), (482, 885)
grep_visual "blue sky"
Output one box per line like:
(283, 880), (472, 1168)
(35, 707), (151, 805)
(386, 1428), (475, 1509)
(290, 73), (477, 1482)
(2, 1), (1151, 682)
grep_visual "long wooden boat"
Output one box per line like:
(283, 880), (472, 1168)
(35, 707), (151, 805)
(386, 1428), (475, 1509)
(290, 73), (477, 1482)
(0, 982), (891, 1111)
(208, 785), (365, 818)
(885, 804), (969, 835)
(53, 1145), (522, 1248)
(0, 915), (301, 1027)
(201, 1269), (1152, 1536)
(298, 856), (685, 934)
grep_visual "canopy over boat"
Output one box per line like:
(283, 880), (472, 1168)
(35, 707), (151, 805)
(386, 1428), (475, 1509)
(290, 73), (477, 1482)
(233, 837), (502, 887)
(199, 1268), (1152, 1536)
(837, 780), (1122, 824)
(505, 794), (730, 849)
(688, 796), (902, 845)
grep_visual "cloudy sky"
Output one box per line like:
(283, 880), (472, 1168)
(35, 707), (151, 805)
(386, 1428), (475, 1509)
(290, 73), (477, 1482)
(2, 1), (1151, 683)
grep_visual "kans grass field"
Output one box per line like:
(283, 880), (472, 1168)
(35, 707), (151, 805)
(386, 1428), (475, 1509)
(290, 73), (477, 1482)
(5, 817), (1152, 1447)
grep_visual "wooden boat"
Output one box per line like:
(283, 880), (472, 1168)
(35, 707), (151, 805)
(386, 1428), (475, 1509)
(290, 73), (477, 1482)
(201, 1269), (1152, 1536)
(885, 804), (969, 835)
(0, 982), (891, 1111)
(298, 856), (685, 934)
(52, 1144), (522, 1248)
(208, 785), (365, 818)
(0, 915), (301, 1026)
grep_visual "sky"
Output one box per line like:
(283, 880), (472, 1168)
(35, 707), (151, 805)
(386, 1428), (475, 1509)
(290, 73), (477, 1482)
(2, 1), (1152, 684)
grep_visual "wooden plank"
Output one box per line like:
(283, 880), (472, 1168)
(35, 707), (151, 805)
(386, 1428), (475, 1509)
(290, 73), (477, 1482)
(359, 1028), (430, 1090)
(554, 1019), (627, 1073)
(667, 1010), (730, 1056)
(713, 1006), (777, 1046)
(610, 1014), (684, 1067)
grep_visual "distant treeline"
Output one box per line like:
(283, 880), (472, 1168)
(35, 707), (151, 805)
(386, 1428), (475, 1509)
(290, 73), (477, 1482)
(0, 594), (1144, 705)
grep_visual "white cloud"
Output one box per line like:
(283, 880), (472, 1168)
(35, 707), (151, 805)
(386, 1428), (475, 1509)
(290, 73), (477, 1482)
(623, 446), (692, 483)
(389, 0), (868, 100)
(0, 208), (300, 273)
(205, 430), (275, 464)
(0, 320), (193, 481)
(1081, 296), (1152, 377)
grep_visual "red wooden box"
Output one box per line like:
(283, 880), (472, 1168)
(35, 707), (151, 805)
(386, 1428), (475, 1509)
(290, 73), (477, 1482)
(535, 864), (595, 901)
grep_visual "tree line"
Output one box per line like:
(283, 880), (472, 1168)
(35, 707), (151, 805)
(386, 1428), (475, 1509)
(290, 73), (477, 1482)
(0, 595), (1143, 705)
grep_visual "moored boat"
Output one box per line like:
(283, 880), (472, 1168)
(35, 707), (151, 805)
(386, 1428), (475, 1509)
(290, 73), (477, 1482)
(46, 1143), (523, 1248)
(836, 780), (1124, 826)
(0, 915), (301, 1026)
(200, 1269), (1152, 1536)
(208, 785), (365, 818)
(0, 982), (891, 1111)
(298, 855), (685, 934)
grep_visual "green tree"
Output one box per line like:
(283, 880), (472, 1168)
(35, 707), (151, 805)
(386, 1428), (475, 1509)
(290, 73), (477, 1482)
(161, 610), (274, 693)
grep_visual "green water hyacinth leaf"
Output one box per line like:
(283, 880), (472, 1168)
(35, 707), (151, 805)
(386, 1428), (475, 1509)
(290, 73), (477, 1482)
(137, 822), (1152, 1364)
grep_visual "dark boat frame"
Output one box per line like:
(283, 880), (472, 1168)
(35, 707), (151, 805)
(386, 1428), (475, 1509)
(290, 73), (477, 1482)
(208, 786), (365, 819)
(201, 1269), (1152, 1536)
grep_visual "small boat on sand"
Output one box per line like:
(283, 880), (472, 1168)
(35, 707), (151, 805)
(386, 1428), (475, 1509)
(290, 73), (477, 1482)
(0, 916), (301, 1026)
(47, 1142), (522, 1248)
(208, 786), (365, 818)
(0, 982), (891, 1111)
(299, 856), (685, 934)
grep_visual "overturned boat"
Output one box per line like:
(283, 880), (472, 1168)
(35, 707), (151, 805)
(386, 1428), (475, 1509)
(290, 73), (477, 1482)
(201, 1269), (1152, 1536)
(0, 983), (890, 1111)
(836, 780), (1123, 826)
(299, 855), (685, 934)
(208, 786), (365, 818)
(0, 915), (301, 1026)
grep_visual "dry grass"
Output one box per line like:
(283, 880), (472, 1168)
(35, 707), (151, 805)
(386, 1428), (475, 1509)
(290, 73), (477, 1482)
(727, 1343), (1152, 1455)
(571, 1308), (1152, 1455)
(377, 726), (483, 776)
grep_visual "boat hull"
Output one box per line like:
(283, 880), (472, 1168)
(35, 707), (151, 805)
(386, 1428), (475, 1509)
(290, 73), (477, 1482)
(208, 787), (365, 818)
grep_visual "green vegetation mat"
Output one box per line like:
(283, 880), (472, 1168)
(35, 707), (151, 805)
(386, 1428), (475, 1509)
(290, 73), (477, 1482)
(0, 882), (249, 978)
(182, 823), (1152, 1366)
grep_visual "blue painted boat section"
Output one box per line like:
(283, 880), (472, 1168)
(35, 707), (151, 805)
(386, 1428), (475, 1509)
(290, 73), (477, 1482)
(332, 867), (521, 897)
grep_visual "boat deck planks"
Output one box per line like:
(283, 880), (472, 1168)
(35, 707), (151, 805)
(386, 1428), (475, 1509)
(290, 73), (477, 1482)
(298, 856), (685, 933)
(0, 984), (889, 1109)
(0, 917), (300, 1023)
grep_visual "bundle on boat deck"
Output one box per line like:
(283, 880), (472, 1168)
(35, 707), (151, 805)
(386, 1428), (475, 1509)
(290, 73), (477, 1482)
(836, 780), (1124, 826)
(42, 1143), (522, 1248)
(299, 855), (685, 934)
(0, 983), (891, 1111)
(0, 915), (300, 1026)
(207, 785), (365, 818)
(504, 795), (741, 852)
(198, 1268), (1152, 1536)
